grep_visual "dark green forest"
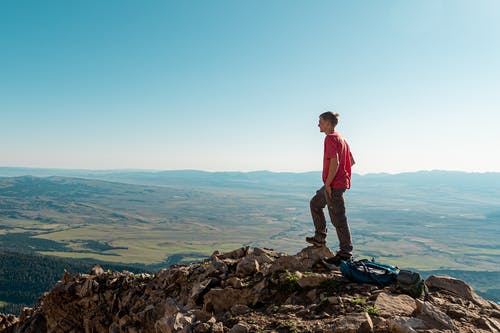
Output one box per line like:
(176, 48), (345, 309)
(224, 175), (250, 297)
(0, 251), (149, 315)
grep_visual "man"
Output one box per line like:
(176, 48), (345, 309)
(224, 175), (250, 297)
(306, 111), (355, 265)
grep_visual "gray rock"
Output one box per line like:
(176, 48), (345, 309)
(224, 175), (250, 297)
(192, 309), (213, 323)
(415, 299), (458, 332)
(193, 322), (211, 333)
(297, 273), (330, 288)
(374, 292), (416, 317)
(230, 304), (251, 316)
(203, 288), (255, 313)
(253, 247), (281, 258)
(426, 275), (488, 307)
(387, 317), (417, 333)
(331, 312), (373, 333)
(387, 317), (421, 333)
(228, 322), (249, 333)
(236, 257), (259, 277)
(91, 264), (105, 276)
(172, 312), (193, 331)
(269, 246), (334, 273)
(216, 247), (248, 260)
(226, 277), (245, 289)
(211, 322), (225, 333)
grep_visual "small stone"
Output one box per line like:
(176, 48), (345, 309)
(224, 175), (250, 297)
(228, 322), (249, 333)
(236, 257), (260, 277)
(193, 322), (211, 333)
(91, 264), (105, 276)
(226, 277), (244, 289)
(211, 322), (225, 333)
(192, 310), (213, 323)
(306, 289), (318, 302)
(231, 304), (251, 316)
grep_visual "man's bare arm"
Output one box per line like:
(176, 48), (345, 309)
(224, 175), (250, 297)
(324, 156), (339, 196)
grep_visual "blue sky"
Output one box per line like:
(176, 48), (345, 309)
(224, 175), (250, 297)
(1, 0), (499, 174)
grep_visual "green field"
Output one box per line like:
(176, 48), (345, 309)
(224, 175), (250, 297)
(0, 171), (499, 303)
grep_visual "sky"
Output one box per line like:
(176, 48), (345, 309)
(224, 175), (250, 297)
(1, 0), (500, 174)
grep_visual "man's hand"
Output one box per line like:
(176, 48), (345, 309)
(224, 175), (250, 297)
(325, 185), (332, 198)
(324, 156), (339, 198)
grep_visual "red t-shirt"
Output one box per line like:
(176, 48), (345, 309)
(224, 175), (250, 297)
(323, 132), (353, 189)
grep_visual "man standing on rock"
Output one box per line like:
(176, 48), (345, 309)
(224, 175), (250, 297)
(306, 111), (355, 265)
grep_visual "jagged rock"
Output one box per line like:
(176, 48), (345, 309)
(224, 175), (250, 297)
(191, 278), (220, 305)
(77, 278), (98, 297)
(216, 247), (248, 260)
(387, 316), (426, 333)
(235, 257), (259, 276)
(192, 309), (213, 323)
(426, 275), (488, 307)
(0, 314), (19, 332)
(156, 311), (193, 333)
(253, 247), (281, 257)
(193, 322), (211, 333)
(269, 246), (334, 273)
(211, 322), (224, 333)
(1, 246), (497, 333)
(173, 312), (193, 331)
(18, 307), (34, 324)
(228, 322), (249, 333)
(225, 276), (245, 289)
(374, 292), (416, 317)
(415, 299), (458, 331)
(306, 289), (318, 302)
(91, 264), (105, 275)
(297, 272), (330, 288)
(230, 304), (251, 316)
(203, 288), (255, 313)
(331, 312), (373, 332)
(476, 316), (500, 332)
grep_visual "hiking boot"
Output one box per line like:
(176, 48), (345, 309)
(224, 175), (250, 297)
(324, 252), (352, 266)
(305, 236), (326, 247)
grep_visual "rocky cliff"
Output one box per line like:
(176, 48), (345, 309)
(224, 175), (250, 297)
(1, 246), (499, 333)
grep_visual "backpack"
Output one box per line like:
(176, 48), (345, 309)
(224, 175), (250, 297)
(340, 259), (399, 286)
(396, 269), (429, 300)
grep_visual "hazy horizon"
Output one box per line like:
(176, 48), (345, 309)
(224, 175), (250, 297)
(2, 165), (500, 176)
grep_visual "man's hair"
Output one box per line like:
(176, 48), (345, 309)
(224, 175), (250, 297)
(319, 111), (339, 127)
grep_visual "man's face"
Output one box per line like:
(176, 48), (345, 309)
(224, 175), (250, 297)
(318, 117), (331, 133)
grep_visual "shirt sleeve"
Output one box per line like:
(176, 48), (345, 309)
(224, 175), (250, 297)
(324, 136), (338, 160)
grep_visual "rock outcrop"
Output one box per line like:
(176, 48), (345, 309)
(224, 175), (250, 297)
(1, 246), (499, 332)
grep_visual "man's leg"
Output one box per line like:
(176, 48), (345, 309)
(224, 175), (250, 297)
(309, 186), (328, 244)
(326, 189), (353, 257)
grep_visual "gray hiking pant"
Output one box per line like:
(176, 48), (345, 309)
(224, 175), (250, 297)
(310, 186), (353, 256)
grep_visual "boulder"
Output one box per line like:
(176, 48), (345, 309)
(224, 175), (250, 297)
(203, 288), (255, 313)
(211, 322), (225, 333)
(228, 322), (249, 333)
(374, 292), (416, 317)
(387, 317), (424, 333)
(426, 275), (488, 307)
(236, 257), (260, 277)
(215, 247), (248, 260)
(331, 312), (373, 333)
(230, 304), (251, 316)
(297, 273), (330, 288)
(415, 299), (458, 331)
(270, 246), (334, 273)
